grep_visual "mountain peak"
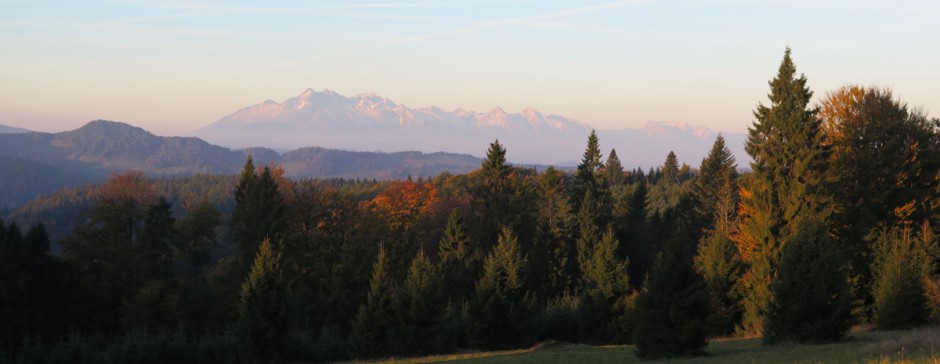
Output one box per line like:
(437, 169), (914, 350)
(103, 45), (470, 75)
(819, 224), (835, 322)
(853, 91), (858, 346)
(0, 123), (31, 134)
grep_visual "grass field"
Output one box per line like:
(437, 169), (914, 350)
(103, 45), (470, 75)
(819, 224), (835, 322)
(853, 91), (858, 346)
(367, 326), (940, 364)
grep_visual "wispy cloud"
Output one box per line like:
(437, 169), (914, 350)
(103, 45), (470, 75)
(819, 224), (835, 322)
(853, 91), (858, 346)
(288, 0), (654, 64)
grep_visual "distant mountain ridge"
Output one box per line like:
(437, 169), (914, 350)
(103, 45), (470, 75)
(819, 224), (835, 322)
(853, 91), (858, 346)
(0, 120), (482, 210)
(191, 88), (748, 167)
(0, 123), (30, 134)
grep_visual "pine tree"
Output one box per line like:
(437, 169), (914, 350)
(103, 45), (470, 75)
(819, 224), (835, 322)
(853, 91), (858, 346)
(693, 171), (743, 337)
(604, 148), (625, 187)
(575, 189), (601, 274)
(233, 157), (287, 273)
(137, 196), (175, 283)
(693, 135), (738, 231)
(438, 210), (475, 304)
(732, 47), (829, 336)
(466, 226), (535, 350)
(573, 130), (612, 230)
(871, 227), (928, 330)
(535, 167), (575, 297)
(661, 151), (680, 186)
(398, 251), (447, 355)
(764, 217), (852, 344)
(237, 238), (288, 363)
(351, 244), (399, 358)
(580, 228), (631, 343)
(471, 140), (515, 252)
(623, 180), (651, 289)
(634, 232), (710, 358)
(693, 136), (742, 337)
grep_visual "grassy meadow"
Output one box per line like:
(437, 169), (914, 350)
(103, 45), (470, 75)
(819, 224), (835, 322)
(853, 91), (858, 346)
(365, 327), (940, 364)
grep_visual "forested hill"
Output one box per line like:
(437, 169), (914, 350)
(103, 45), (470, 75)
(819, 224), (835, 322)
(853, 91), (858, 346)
(0, 120), (482, 209)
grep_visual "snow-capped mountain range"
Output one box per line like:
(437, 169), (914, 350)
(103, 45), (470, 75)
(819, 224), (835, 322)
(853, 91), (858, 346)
(191, 88), (747, 167)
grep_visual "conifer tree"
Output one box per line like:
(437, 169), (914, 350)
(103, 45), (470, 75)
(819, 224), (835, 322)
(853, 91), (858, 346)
(693, 171), (742, 337)
(764, 217), (851, 344)
(351, 244), (399, 358)
(732, 47), (829, 335)
(580, 228), (631, 343)
(466, 226), (535, 350)
(871, 227), (928, 330)
(693, 135), (738, 231)
(623, 180), (651, 289)
(399, 251), (447, 355)
(438, 210), (475, 304)
(634, 232), (709, 358)
(137, 196), (175, 283)
(661, 151), (680, 186)
(693, 136), (742, 336)
(535, 167), (575, 297)
(575, 189), (601, 273)
(572, 130), (612, 231)
(604, 148), (625, 187)
(237, 238), (287, 363)
(233, 157), (287, 273)
(470, 140), (515, 252)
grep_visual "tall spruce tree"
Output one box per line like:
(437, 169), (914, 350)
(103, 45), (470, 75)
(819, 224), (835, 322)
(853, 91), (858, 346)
(732, 47), (830, 336)
(398, 251), (448, 355)
(237, 238), (288, 363)
(623, 180), (651, 289)
(580, 228), (631, 343)
(764, 217), (852, 344)
(871, 227), (929, 330)
(634, 231), (710, 358)
(692, 136), (742, 336)
(661, 151), (680, 186)
(573, 130), (612, 231)
(438, 210), (476, 304)
(466, 226), (535, 350)
(693, 170), (743, 337)
(604, 148), (625, 187)
(535, 167), (575, 297)
(693, 135), (738, 231)
(233, 157), (287, 273)
(470, 140), (515, 252)
(351, 244), (399, 358)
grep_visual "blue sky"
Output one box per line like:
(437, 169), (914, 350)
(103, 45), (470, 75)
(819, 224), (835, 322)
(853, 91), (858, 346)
(1, 0), (938, 135)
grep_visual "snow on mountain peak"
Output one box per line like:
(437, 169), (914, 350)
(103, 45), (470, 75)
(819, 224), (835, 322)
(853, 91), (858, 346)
(642, 120), (714, 138)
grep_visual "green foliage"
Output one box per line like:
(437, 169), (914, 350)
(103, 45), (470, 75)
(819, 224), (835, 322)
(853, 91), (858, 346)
(237, 239), (288, 363)
(233, 157), (286, 273)
(0, 222), (67, 360)
(350, 245), (399, 358)
(661, 151), (679, 186)
(764, 218), (852, 344)
(439, 210), (476, 304)
(871, 227), (929, 330)
(470, 140), (534, 252)
(693, 139), (742, 337)
(533, 167), (574, 298)
(466, 226), (535, 350)
(693, 136), (738, 230)
(603, 149), (625, 187)
(580, 228), (631, 343)
(634, 233), (710, 358)
(398, 251), (450, 356)
(734, 47), (830, 336)
(824, 87), (940, 322)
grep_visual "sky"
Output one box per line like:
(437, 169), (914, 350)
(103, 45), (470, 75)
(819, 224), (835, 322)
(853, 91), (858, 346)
(1, 0), (938, 136)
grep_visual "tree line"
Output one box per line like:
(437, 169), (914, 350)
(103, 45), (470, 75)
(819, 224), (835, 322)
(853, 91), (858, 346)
(2, 48), (940, 363)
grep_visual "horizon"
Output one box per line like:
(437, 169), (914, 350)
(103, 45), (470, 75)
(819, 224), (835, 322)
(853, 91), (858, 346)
(2, 1), (939, 135)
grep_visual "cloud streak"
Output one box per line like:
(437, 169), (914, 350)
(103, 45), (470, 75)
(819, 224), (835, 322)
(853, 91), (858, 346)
(288, 0), (654, 65)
